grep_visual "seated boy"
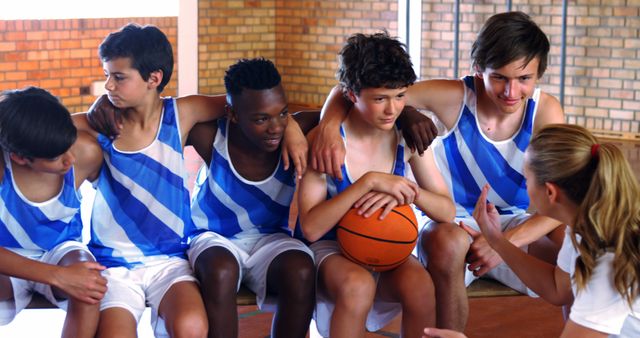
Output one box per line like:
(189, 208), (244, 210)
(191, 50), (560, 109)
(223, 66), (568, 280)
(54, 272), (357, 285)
(186, 58), (317, 338)
(72, 24), (308, 337)
(0, 87), (107, 338)
(297, 32), (455, 338)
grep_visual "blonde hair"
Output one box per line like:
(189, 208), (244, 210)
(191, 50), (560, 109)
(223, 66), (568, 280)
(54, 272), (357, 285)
(528, 124), (640, 306)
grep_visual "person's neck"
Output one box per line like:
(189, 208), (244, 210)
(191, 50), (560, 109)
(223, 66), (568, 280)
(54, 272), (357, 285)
(344, 109), (394, 141)
(122, 95), (164, 129)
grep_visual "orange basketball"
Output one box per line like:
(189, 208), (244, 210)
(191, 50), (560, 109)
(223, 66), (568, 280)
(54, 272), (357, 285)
(337, 204), (418, 272)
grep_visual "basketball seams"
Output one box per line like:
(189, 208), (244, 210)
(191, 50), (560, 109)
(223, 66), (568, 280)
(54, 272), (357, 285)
(389, 208), (418, 231)
(336, 226), (417, 244)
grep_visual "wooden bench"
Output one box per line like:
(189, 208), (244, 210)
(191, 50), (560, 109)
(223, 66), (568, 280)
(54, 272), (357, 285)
(26, 278), (519, 309)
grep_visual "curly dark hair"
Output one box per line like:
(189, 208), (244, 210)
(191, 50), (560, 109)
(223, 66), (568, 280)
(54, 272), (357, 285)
(336, 31), (416, 95)
(224, 58), (282, 102)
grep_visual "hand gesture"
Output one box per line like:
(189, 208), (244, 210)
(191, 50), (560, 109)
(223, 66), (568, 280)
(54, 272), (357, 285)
(52, 262), (108, 305)
(460, 184), (504, 276)
(471, 184), (503, 244)
(353, 192), (400, 219)
(281, 119), (308, 180)
(87, 94), (125, 139)
(396, 105), (439, 156)
(310, 122), (346, 180)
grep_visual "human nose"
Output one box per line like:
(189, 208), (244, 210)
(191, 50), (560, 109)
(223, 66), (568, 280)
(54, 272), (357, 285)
(267, 117), (285, 134)
(63, 150), (76, 166)
(104, 76), (115, 92)
(504, 79), (518, 97)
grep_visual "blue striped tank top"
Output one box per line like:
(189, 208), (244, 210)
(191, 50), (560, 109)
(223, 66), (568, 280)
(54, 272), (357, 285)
(88, 98), (194, 268)
(0, 152), (82, 254)
(191, 118), (295, 242)
(296, 124), (406, 242)
(432, 75), (539, 218)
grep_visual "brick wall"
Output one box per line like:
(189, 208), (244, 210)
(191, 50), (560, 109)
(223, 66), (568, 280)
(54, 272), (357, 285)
(274, 0), (398, 106)
(420, 0), (640, 135)
(198, 0), (398, 107)
(0, 17), (177, 113)
(197, 0), (277, 95)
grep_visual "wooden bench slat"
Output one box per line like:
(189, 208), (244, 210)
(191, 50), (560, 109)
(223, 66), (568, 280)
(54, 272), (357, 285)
(26, 278), (519, 310)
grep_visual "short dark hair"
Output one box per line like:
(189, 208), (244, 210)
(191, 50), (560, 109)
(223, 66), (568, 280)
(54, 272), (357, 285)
(224, 58), (282, 104)
(99, 23), (174, 92)
(0, 87), (77, 159)
(471, 11), (550, 77)
(336, 31), (416, 95)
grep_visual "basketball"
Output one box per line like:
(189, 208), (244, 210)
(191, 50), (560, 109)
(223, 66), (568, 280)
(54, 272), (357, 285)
(337, 204), (418, 272)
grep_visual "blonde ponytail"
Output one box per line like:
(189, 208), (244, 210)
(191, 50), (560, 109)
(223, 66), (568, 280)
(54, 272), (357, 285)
(528, 124), (640, 306)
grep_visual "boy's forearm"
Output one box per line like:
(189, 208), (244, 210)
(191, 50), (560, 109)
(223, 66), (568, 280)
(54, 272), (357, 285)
(319, 85), (349, 126)
(0, 247), (58, 286)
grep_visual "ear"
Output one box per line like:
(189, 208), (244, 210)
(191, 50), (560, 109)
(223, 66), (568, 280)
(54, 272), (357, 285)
(474, 65), (484, 78)
(226, 104), (238, 123)
(9, 153), (30, 165)
(147, 70), (163, 89)
(346, 89), (358, 104)
(544, 182), (560, 204)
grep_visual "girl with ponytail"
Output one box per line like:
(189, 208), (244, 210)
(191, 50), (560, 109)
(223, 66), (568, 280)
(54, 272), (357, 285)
(459, 123), (640, 337)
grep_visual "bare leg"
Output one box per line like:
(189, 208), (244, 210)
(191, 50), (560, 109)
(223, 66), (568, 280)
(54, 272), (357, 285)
(420, 222), (470, 331)
(54, 250), (101, 338)
(0, 274), (12, 301)
(320, 255), (376, 338)
(378, 257), (435, 338)
(158, 281), (208, 338)
(96, 307), (137, 338)
(194, 246), (239, 338)
(266, 250), (315, 338)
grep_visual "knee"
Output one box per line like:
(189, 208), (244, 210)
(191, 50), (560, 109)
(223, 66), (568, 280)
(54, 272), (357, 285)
(271, 251), (315, 300)
(194, 247), (239, 287)
(170, 312), (208, 338)
(335, 270), (376, 313)
(421, 224), (469, 271)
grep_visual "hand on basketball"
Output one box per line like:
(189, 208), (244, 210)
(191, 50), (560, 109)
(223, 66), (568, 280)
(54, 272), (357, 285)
(52, 262), (108, 304)
(423, 328), (467, 338)
(310, 121), (346, 180)
(281, 118), (308, 180)
(87, 94), (125, 139)
(353, 192), (399, 219)
(365, 172), (419, 206)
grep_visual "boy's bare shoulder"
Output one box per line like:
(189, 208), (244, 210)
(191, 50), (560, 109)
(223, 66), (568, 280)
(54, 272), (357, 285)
(534, 91), (565, 132)
(71, 131), (103, 180)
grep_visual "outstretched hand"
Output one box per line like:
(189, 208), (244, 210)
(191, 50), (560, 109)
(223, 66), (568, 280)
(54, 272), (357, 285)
(472, 184), (503, 245)
(87, 94), (124, 139)
(459, 184), (505, 276)
(397, 105), (439, 156)
(52, 261), (108, 305)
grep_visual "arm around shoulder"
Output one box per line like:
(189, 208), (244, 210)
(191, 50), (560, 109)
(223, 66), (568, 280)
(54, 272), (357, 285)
(176, 94), (227, 132)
